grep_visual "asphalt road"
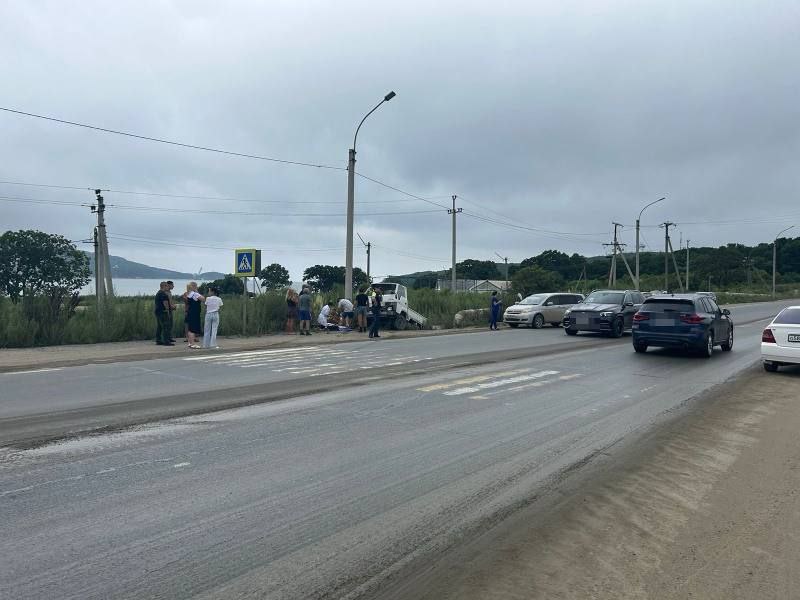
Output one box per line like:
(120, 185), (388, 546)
(0, 299), (793, 599)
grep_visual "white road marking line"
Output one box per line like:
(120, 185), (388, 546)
(173, 462), (191, 468)
(3, 367), (64, 375)
(95, 468), (116, 475)
(0, 486), (34, 497)
(417, 369), (530, 392)
(443, 370), (560, 396)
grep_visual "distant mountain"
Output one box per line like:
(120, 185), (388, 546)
(84, 252), (226, 280)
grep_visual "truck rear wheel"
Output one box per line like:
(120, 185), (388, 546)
(393, 314), (408, 330)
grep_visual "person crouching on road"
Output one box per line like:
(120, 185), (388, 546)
(184, 281), (205, 349)
(369, 287), (383, 339)
(203, 286), (223, 348)
(337, 297), (354, 329)
(355, 287), (369, 332)
(154, 282), (174, 346)
(318, 301), (334, 332)
(298, 286), (312, 335)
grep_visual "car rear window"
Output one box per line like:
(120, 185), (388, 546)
(774, 308), (800, 324)
(641, 299), (696, 313)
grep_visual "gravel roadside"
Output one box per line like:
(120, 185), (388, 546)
(389, 365), (800, 600)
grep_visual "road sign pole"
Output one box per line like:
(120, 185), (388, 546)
(242, 276), (247, 334)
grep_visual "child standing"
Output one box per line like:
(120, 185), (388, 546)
(203, 286), (223, 348)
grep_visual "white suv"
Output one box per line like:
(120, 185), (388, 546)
(503, 292), (584, 329)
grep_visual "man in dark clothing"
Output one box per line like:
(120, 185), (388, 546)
(154, 282), (174, 346)
(368, 287), (383, 339)
(489, 290), (502, 331)
(166, 280), (176, 342)
(355, 288), (369, 332)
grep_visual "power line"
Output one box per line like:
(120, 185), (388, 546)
(458, 194), (607, 237)
(107, 233), (343, 253)
(0, 194), (443, 217)
(0, 106), (344, 171)
(370, 243), (449, 263)
(354, 172), (451, 209)
(0, 179), (431, 205)
(460, 211), (606, 244)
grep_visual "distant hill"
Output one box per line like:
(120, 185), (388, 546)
(85, 252), (226, 280)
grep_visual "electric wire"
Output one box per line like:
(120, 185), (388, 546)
(0, 194), (443, 217)
(0, 179), (431, 205)
(0, 106), (344, 170)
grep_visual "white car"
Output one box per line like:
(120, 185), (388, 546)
(761, 306), (800, 372)
(503, 292), (584, 329)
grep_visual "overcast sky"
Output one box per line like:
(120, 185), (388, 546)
(2, 0), (799, 281)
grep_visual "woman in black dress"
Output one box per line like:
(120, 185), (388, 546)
(183, 282), (205, 349)
(285, 287), (299, 334)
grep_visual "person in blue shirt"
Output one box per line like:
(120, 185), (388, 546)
(489, 291), (502, 331)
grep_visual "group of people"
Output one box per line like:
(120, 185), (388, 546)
(154, 281), (223, 349)
(285, 285), (384, 338)
(154, 282), (391, 350)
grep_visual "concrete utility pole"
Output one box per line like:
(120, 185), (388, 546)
(345, 91), (396, 301)
(661, 222), (674, 291)
(635, 197), (665, 290)
(448, 195), (462, 292)
(495, 252), (509, 291)
(685, 239), (690, 291)
(358, 233), (372, 282)
(667, 234), (685, 292)
(773, 225), (794, 299)
(91, 190), (113, 301)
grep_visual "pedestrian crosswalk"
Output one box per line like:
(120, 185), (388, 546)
(183, 347), (432, 376)
(416, 368), (583, 398)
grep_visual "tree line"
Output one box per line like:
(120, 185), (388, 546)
(4, 229), (799, 303)
(382, 239), (800, 295)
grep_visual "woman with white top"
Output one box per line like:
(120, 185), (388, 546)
(203, 286), (223, 348)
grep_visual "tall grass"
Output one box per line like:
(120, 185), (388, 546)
(6, 283), (793, 348)
(0, 288), (502, 347)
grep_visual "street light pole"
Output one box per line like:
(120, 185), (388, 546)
(773, 225), (794, 299)
(635, 197), (665, 291)
(345, 91), (396, 300)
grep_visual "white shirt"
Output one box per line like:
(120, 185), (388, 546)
(205, 296), (223, 313)
(338, 299), (353, 312)
(318, 304), (330, 326)
(187, 290), (202, 301)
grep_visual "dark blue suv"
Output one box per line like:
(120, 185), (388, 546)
(631, 294), (734, 357)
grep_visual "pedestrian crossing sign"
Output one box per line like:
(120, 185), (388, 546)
(234, 249), (260, 277)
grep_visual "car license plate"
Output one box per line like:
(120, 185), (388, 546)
(653, 319), (674, 326)
(788, 334), (800, 343)
(576, 315), (589, 325)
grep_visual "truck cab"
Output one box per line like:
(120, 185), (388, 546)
(369, 283), (427, 330)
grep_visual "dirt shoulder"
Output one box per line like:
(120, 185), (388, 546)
(0, 326), (488, 373)
(396, 365), (800, 600)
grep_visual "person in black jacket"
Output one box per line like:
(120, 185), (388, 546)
(368, 287), (383, 339)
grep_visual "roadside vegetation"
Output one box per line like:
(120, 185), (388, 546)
(2, 228), (799, 348)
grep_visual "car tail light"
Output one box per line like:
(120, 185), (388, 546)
(762, 328), (776, 343)
(633, 312), (649, 321)
(680, 313), (704, 324)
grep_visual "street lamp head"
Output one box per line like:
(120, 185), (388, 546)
(384, 91), (396, 102)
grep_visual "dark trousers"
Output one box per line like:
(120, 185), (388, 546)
(490, 310), (499, 329)
(369, 312), (381, 337)
(155, 312), (171, 344)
